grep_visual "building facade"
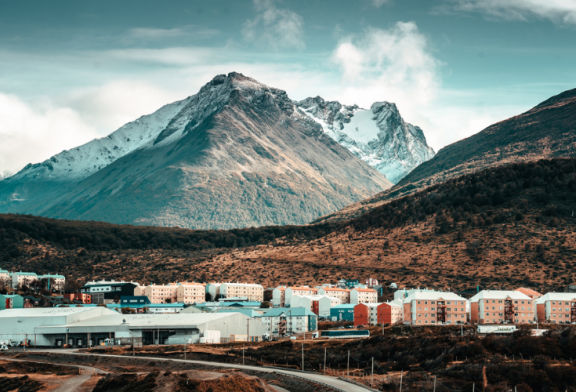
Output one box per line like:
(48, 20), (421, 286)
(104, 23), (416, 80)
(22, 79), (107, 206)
(272, 286), (287, 307)
(257, 308), (318, 336)
(0, 269), (10, 288)
(80, 280), (140, 304)
(11, 272), (38, 289)
(220, 283), (264, 302)
(64, 293), (92, 304)
(317, 287), (350, 303)
(39, 274), (66, 291)
(377, 301), (403, 325)
(403, 291), (468, 325)
(291, 295), (342, 317)
(135, 282), (205, 305)
(469, 290), (534, 324)
(535, 293), (576, 323)
(350, 288), (378, 304)
(284, 286), (318, 306)
(330, 304), (355, 321)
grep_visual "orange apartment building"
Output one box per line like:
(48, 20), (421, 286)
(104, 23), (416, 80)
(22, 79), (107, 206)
(64, 293), (92, 304)
(403, 291), (468, 325)
(135, 282), (205, 304)
(317, 287), (351, 303)
(354, 301), (403, 326)
(535, 293), (576, 324)
(469, 290), (534, 324)
(350, 288), (378, 304)
(285, 286), (318, 306)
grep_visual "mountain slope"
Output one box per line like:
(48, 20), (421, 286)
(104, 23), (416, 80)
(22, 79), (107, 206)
(0, 73), (391, 229)
(314, 87), (576, 223)
(297, 96), (434, 183)
(2, 159), (575, 293)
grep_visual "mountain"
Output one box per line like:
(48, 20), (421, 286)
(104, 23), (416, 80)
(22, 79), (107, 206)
(296, 96), (435, 183)
(314, 87), (576, 223)
(0, 73), (392, 229)
(2, 159), (575, 293)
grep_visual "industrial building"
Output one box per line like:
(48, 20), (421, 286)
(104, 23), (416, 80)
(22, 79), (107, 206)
(80, 280), (140, 304)
(0, 307), (266, 347)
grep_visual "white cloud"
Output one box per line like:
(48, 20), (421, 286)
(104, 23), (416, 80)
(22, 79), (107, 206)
(372, 0), (390, 8)
(125, 26), (220, 41)
(242, 0), (305, 50)
(0, 93), (100, 177)
(332, 22), (440, 114)
(444, 0), (576, 24)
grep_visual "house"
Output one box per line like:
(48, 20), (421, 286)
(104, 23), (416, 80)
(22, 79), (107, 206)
(317, 287), (350, 303)
(354, 301), (403, 327)
(256, 307), (318, 336)
(330, 304), (355, 322)
(0, 294), (24, 310)
(535, 293), (576, 323)
(291, 295), (341, 317)
(64, 293), (92, 304)
(350, 288), (378, 304)
(80, 280), (140, 304)
(403, 291), (468, 325)
(366, 278), (379, 288)
(515, 287), (543, 300)
(284, 286), (318, 306)
(469, 290), (534, 324)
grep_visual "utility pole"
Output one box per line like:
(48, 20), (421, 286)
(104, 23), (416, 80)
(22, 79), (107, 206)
(243, 345), (245, 365)
(371, 357), (374, 389)
(247, 319), (250, 343)
(399, 370), (403, 392)
(324, 348), (326, 375)
(301, 343), (304, 371)
(433, 375), (436, 392)
(347, 351), (350, 377)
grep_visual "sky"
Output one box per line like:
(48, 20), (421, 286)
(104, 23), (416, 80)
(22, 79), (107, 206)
(1, 0), (576, 178)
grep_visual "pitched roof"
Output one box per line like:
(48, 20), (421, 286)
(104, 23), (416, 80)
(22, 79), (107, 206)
(469, 290), (531, 303)
(258, 307), (317, 317)
(515, 288), (542, 297)
(320, 287), (350, 292)
(535, 292), (576, 304)
(352, 288), (377, 293)
(404, 291), (467, 302)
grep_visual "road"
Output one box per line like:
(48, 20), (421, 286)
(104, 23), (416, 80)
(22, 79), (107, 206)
(0, 356), (107, 392)
(27, 349), (374, 392)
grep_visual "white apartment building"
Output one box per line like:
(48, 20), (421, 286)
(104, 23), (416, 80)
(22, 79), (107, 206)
(256, 307), (318, 336)
(291, 295), (342, 317)
(272, 286), (287, 307)
(317, 287), (350, 303)
(220, 282), (264, 302)
(536, 293), (576, 323)
(0, 269), (10, 287)
(39, 274), (66, 291)
(285, 286), (318, 306)
(11, 272), (38, 289)
(350, 288), (378, 304)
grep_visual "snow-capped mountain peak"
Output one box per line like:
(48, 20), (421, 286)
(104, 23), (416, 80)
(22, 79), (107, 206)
(296, 97), (435, 183)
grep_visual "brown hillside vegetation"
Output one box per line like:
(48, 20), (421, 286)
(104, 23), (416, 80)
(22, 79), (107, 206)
(315, 87), (576, 224)
(1, 158), (576, 293)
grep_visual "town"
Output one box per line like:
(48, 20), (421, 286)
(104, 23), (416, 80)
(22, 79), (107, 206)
(1, 270), (575, 350)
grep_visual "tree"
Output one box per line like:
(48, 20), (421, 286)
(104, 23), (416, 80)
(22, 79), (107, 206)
(260, 301), (271, 309)
(165, 298), (172, 304)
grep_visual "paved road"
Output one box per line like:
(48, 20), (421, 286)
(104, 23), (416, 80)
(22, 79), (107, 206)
(0, 356), (107, 392)
(29, 350), (373, 392)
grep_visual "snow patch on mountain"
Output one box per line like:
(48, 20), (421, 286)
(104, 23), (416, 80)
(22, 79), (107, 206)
(297, 96), (435, 183)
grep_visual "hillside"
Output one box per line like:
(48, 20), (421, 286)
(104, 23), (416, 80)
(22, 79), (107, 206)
(314, 87), (576, 223)
(0, 73), (391, 229)
(1, 158), (575, 293)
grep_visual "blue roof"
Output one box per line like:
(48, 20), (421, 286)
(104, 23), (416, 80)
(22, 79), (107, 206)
(41, 274), (65, 278)
(258, 307), (317, 317)
(331, 304), (356, 309)
(13, 272), (37, 276)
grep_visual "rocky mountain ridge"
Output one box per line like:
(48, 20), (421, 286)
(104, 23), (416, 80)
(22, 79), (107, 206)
(297, 96), (435, 183)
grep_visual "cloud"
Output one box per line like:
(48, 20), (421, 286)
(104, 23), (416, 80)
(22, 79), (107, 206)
(125, 26), (220, 42)
(332, 22), (440, 113)
(372, 0), (390, 8)
(242, 0), (305, 50)
(0, 93), (100, 177)
(442, 0), (576, 24)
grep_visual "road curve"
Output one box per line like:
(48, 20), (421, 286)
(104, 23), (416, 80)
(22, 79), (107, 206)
(28, 350), (374, 392)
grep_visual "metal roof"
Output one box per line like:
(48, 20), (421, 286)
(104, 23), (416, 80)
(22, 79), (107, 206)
(258, 307), (317, 317)
(0, 307), (116, 318)
(469, 290), (532, 303)
(217, 309), (261, 317)
(331, 304), (356, 309)
(404, 291), (468, 302)
(535, 293), (576, 304)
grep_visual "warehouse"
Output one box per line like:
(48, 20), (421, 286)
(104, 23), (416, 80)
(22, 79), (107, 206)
(0, 307), (266, 347)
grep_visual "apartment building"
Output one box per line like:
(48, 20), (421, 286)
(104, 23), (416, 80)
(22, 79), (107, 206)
(354, 301), (403, 326)
(256, 307), (318, 336)
(0, 269), (10, 287)
(176, 282), (205, 304)
(515, 287), (543, 300)
(220, 283), (264, 302)
(317, 287), (350, 303)
(272, 286), (287, 307)
(285, 286), (318, 306)
(470, 290), (534, 324)
(291, 295), (342, 317)
(394, 287), (437, 301)
(39, 274), (66, 291)
(64, 293), (92, 304)
(535, 293), (576, 323)
(403, 291), (468, 325)
(350, 288), (378, 304)
(206, 283), (222, 301)
(330, 304), (355, 321)
(11, 272), (38, 289)
(135, 282), (205, 305)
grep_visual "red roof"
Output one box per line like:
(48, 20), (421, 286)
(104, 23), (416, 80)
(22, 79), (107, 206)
(515, 288), (542, 298)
